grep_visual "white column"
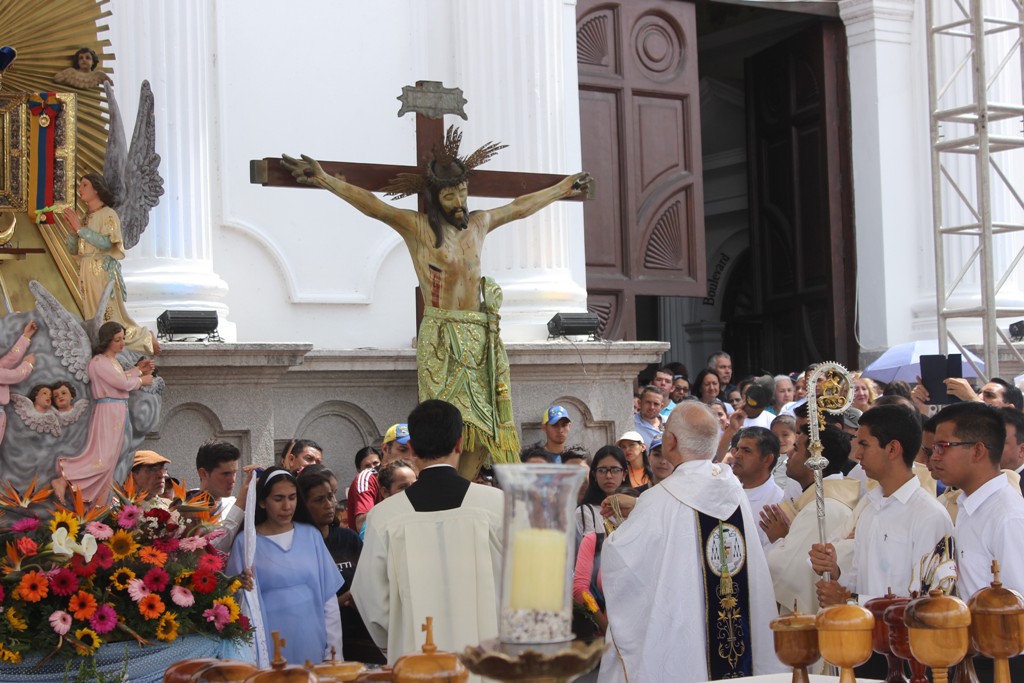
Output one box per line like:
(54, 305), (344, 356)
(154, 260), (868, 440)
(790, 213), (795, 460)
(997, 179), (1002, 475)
(449, 0), (588, 342)
(104, 1), (234, 339)
(839, 0), (932, 355)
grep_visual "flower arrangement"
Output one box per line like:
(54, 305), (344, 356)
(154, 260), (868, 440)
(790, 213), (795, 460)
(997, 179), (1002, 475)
(0, 479), (251, 665)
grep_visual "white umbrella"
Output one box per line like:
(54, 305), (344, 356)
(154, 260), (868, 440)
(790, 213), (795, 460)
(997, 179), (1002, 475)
(862, 340), (985, 385)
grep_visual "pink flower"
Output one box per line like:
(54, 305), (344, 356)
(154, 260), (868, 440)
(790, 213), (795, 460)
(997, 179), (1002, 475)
(178, 536), (208, 551)
(143, 567), (169, 592)
(0, 584), (5, 602)
(49, 610), (72, 635)
(117, 505), (141, 529)
(154, 537), (179, 553)
(170, 585), (195, 608)
(127, 578), (150, 602)
(90, 604), (118, 634)
(203, 603), (230, 632)
(85, 522), (113, 540)
(12, 517), (39, 533)
(49, 568), (79, 596)
(205, 529), (226, 541)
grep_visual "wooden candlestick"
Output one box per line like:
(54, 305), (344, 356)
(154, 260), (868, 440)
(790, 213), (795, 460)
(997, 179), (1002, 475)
(865, 590), (909, 683)
(885, 601), (929, 683)
(770, 610), (819, 683)
(904, 589), (971, 683)
(967, 561), (1024, 683)
(816, 603), (874, 683)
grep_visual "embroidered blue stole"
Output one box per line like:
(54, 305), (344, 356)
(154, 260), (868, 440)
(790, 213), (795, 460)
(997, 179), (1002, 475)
(697, 507), (753, 679)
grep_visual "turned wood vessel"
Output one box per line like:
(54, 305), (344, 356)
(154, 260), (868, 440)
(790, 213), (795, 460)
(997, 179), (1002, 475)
(770, 610), (819, 683)
(904, 589), (971, 683)
(886, 599), (928, 683)
(967, 561), (1024, 683)
(817, 603), (874, 683)
(865, 590), (909, 683)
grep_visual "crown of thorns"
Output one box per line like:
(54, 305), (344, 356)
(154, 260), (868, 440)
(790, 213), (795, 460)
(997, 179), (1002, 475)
(383, 125), (507, 200)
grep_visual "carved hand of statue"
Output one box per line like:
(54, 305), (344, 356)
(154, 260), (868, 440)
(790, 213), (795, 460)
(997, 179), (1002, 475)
(281, 154), (345, 190)
(22, 321), (37, 339)
(62, 207), (82, 233)
(23, 353), (35, 367)
(136, 358), (155, 376)
(140, 373), (155, 387)
(564, 171), (594, 199)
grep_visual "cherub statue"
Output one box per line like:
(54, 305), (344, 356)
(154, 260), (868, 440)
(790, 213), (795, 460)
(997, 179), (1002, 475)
(53, 47), (111, 89)
(61, 81), (164, 355)
(0, 320), (37, 443)
(12, 384), (61, 437)
(52, 379), (90, 428)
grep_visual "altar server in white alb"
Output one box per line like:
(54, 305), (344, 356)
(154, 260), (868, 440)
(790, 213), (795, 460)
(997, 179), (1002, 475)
(929, 401), (1024, 679)
(598, 402), (785, 683)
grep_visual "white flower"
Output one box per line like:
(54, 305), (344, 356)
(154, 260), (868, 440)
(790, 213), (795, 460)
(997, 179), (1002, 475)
(50, 527), (74, 557)
(78, 533), (98, 564)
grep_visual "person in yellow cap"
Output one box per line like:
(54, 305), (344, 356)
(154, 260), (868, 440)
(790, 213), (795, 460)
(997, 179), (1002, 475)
(346, 423), (413, 535)
(129, 450), (170, 500)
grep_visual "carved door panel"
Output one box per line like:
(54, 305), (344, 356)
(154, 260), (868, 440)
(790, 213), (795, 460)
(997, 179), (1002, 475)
(742, 22), (855, 371)
(577, 0), (705, 340)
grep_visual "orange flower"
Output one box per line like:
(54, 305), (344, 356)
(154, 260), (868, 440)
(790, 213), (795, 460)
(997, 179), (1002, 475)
(138, 546), (168, 567)
(138, 593), (165, 620)
(69, 590), (98, 620)
(17, 570), (48, 602)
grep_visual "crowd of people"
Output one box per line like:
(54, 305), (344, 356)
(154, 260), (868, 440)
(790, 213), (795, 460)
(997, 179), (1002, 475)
(103, 349), (1024, 681)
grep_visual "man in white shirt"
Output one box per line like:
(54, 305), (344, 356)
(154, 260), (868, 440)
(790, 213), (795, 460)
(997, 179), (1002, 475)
(930, 401), (1024, 680)
(731, 427), (784, 549)
(810, 405), (953, 678)
(999, 407), (1024, 481)
(187, 441), (245, 554)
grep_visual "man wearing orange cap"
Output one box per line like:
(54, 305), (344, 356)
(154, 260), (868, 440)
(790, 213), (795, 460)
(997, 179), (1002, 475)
(129, 450), (170, 500)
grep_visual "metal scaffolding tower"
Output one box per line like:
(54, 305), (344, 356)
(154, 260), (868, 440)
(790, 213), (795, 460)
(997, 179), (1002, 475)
(926, 0), (1024, 379)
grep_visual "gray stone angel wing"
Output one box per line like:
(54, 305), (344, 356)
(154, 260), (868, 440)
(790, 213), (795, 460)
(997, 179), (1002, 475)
(10, 395), (62, 437)
(55, 398), (90, 428)
(117, 80), (164, 250)
(101, 81), (163, 249)
(102, 80), (128, 207)
(29, 280), (113, 383)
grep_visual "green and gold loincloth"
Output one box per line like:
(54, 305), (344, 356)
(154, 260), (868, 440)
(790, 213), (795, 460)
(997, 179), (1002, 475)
(417, 277), (519, 467)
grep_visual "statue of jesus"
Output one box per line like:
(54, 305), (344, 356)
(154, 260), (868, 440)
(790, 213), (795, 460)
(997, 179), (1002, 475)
(282, 127), (592, 478)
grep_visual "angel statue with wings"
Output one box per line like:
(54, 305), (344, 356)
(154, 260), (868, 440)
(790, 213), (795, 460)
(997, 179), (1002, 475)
(60, 81), (164, 356)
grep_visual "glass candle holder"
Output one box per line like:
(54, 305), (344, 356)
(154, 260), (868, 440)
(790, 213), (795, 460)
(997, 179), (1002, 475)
(493, 464), (587, 646)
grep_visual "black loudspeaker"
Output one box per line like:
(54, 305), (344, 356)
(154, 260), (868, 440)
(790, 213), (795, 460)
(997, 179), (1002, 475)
(157, 310), (220, 341)
(1011, 320), (1024, 342)
(547, 312), (601, 338)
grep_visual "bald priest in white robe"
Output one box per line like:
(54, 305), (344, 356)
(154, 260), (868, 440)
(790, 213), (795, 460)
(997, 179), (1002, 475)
(352, 399), (504, 667)
(598, 402), (785, 683)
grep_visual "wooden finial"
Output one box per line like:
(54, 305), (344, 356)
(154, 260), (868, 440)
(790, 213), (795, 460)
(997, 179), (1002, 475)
(329, 645), (337, 662)
(992, 559), (1002, 586)
(793, 600), (798, 614)
(421, 616), (437, 654)
(271, 631), (287, 669)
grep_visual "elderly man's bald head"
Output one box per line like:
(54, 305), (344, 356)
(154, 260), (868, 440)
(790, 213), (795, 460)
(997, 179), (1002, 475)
(663, 401), (721, 465)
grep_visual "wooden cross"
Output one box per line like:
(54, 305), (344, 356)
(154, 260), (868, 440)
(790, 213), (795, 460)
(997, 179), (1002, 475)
(421, 616), (437, 654)
(249, 81), (586, 205)
(271, 630), (286, 669)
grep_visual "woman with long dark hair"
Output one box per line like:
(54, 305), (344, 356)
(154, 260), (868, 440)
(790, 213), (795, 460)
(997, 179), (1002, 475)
(227, 466), (343, 667)
(574, 445), (628, 537)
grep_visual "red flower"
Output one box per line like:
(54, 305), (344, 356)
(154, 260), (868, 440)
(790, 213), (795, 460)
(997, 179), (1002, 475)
(145, 508), (171, 524)
(71, 553), (97, 578)
(50, 568), (80, 596)
(90, 543), (114, 570)
(0, 584), (5, 602)
(153, 537), (179, 553)
(15, 536), (37, 557)
(143, 567), (170, 593)
(197, 553), (224, 573)
(239, 614), (250, 630)
(191, 570), (217, 595)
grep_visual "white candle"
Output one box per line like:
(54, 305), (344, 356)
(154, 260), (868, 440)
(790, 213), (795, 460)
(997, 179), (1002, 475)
(509, 527), (567, 612)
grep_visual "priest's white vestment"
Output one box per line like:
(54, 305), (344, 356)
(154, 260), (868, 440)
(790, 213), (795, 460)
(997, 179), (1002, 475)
(598, 459), (785, 683)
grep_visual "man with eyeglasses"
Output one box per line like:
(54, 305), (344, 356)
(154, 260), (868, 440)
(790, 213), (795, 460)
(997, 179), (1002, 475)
(930, 401), (1024, 680)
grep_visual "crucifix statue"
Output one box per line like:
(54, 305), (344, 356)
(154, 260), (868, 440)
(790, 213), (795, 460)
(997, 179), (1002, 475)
(251, 82), (593, 479)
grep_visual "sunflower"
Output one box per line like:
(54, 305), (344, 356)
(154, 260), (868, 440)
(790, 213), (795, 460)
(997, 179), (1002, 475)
(213, 596), (240, 623)
(17, 570), (49, 602)
(74, 627), (101, 655)
(49, 509), (80, 540)
(138, 546), (168, 567)
(0, 645), (21, 664)
(5, 606), (27, 631)
(227, 579), (242, 594)
(138, 593), (165, 620)
(69, 590), (98, 620)
(155, 611), (179, 642)
(107, 529), (140, 561)
(109, 567), (136, 591)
